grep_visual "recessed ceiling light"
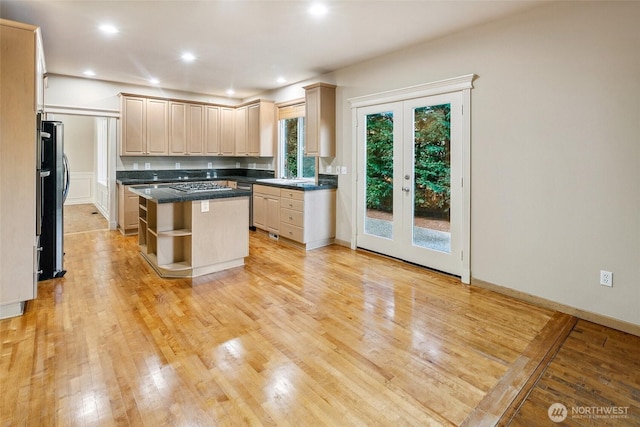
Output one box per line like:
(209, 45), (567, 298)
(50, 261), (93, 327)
(98, 24), (119, 35)
(309, 3), (328, 16)
(149, 78), (160, 85)
(226, 89), (235, 96)
(181, 52), (196, 62)
(276, 77), (287, 84)
(83, 70), (96, 77)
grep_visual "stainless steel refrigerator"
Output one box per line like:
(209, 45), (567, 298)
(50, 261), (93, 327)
(39, 120), (69, 280)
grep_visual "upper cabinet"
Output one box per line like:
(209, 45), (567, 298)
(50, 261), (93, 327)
(119, 95), (273, 157)
(304, 83), (336, 157)
(120, 95), (169, 156)
(235, 100), (275, 156)
(220, 107), (236, 155)
(168, 102), (205, 156)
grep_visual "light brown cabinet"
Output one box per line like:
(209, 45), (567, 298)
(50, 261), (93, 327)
(120, 95), (276, 158)
(235, 100), (276, 157)
(220, 107), (236, 155)
(205, 105), (221, 155)
(234, 106), (248, 155)
(304, 83), (336, 157)
(253, 185), (336, 250)
(0, 19), (43, 316)
(120, 95), (169, 156)
(117, 184), (139, 235)
(169, 102), (205, 156)
(253, 185), (281, 234)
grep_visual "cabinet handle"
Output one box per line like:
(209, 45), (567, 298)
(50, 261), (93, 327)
(289, 216), (293, 220)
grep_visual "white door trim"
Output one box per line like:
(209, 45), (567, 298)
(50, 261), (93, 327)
(349, 74), (476, 284)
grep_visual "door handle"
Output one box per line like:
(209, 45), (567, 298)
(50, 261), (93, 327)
(402, 186), (411, 192)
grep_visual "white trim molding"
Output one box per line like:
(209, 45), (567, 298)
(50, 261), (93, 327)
(65, 172), (94, 205)
(45, 104), (120, 118)
(349, 74), (477, 108)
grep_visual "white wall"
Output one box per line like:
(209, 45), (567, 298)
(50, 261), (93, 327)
(265, 2), (640, 326)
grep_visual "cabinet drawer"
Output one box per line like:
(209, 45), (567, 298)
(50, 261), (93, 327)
(254, 184), (281, 197)
(281, 208), (304, 227)
(280, 189), (304, 201)
(281, 198), (303, 211)
(280, 222), (304, 243)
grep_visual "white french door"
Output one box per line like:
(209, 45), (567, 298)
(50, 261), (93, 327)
(356, 92), (464, 277)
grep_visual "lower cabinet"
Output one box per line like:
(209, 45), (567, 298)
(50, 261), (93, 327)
(253, 185), (280, 234)
(117, 184), (139, 235)
(253, 185), (336, 250)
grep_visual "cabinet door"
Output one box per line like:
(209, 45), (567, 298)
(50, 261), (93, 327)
(220, 107), (235, 156)
(266, 197), (280, 234)
(121, 96), (146, 155)
(253, 194), (266, 230)
(125, 191), (139, 229)
(205, 105), (221, 155)
(169, 102), (187, 155)
(146, 99), (169, 155)
(304, 87), (320, 156)
(187, 104), (204, 155)
(235, 106), (247, 155)
(304, 83), (336, 157)
(247, 103), (260, 156)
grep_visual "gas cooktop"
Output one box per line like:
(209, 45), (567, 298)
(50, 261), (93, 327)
(169, 182), (233, 193)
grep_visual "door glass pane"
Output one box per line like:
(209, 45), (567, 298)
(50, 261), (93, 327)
(364, 112), (394, 239)
(413, 104), (451, 253)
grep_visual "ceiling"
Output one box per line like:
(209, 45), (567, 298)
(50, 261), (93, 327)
(1, 0), (544, 99)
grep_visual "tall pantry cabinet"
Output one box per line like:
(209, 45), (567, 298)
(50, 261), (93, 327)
(0, 19), (46, 318)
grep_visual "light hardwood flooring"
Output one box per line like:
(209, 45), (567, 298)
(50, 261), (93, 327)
(1, 229), (638, 425)
(64, 203), (108, 234)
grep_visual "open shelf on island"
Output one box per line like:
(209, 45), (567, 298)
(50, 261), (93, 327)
(136, 195), (250, 278)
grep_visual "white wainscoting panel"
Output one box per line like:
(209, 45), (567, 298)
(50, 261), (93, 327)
(65, 172), (93, 205)
(95, 182), (109, 220)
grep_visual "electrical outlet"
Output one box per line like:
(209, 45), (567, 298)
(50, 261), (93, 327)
(326, 165), (332, 173)
(133, 163), (139, 170)
(144, 162), (151, 170)
(175, 162), (180, 169)
(207, 162), (213, 169)
(334, 165), (340, 174)
(341, 166), (347, 174)
(600, 270), (613, 287)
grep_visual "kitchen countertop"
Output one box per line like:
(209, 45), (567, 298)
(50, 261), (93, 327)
(128, 183), (251, 204)
(119, 176), (337, 191)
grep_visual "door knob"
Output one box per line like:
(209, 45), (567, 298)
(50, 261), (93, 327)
(402, 186), (410, 192)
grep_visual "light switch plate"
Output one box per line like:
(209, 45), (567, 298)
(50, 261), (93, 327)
(207, 162), (213, 169)
(175, 162), (181, 169)
(144, 163), (151, 170)
(341, 166), (347, 174)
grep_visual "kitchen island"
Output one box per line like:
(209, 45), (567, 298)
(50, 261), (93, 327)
(129, 183), (251, 278)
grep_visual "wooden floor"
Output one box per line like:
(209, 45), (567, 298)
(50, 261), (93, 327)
(64, 203), (108, 234)
(1, 229), (638, 425)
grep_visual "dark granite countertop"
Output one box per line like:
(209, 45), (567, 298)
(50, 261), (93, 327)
(128, 183), (251, 204)
(117, 169), (338, 191)
(253, 180), (337, 191)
